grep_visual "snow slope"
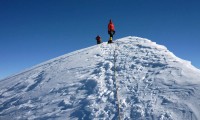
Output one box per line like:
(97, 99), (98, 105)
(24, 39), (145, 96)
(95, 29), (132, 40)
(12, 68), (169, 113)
(1, 36), (200, 120)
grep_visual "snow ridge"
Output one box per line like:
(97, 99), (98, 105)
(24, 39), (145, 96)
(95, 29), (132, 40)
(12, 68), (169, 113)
(1, 36), (200, 120)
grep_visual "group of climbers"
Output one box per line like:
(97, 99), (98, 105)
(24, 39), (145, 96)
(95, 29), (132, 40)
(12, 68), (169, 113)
(96, 19), (115, 44)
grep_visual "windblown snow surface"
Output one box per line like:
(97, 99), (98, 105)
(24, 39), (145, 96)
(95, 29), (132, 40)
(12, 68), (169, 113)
(1, 36), (200, 120)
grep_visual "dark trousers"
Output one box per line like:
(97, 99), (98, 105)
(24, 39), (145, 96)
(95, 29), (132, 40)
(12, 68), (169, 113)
(108, 31), (115, 38)
(108, 31), (115, 43)
(97, 40), (101, 44)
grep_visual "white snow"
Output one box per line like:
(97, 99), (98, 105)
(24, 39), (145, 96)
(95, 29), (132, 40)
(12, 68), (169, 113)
(1, 36), (200, 120)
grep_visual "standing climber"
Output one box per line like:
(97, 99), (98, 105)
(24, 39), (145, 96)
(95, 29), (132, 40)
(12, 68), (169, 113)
(96, 35), (102, 44)
(108, 19), (115, 43)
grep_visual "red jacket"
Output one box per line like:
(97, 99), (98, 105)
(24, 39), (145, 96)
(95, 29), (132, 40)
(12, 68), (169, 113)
(108, 20), (115, 31)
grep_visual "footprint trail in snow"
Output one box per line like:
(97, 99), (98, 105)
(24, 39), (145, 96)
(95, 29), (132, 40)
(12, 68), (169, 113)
(1, 36), (200, 120)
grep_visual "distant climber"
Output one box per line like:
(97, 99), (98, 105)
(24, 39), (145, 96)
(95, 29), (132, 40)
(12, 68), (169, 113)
(96, 35), (102, 44)
(108, 19), (115, 43)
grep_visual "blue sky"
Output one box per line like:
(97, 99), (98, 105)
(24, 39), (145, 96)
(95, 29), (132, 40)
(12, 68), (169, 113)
(0, 0), (200, 80)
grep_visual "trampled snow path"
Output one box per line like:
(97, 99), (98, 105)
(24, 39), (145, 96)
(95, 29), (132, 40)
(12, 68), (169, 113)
(1, 36), (200, 120)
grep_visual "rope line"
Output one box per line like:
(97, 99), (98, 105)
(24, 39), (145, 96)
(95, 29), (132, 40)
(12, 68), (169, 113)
(113, 43), (121, 120)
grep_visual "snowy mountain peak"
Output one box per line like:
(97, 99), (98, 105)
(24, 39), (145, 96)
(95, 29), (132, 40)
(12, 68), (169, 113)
(1, 36), (200, 120)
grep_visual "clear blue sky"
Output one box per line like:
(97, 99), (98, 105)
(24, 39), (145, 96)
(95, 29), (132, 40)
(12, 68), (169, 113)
(1, 0), (200, 80)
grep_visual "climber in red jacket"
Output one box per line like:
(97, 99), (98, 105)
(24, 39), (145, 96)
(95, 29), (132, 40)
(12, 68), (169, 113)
(108, 19), (115, 43)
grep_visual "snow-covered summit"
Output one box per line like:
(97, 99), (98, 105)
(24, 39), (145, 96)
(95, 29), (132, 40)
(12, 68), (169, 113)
(1, 36), (200, 120)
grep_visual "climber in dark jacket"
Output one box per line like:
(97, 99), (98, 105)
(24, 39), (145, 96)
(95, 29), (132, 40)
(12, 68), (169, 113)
(96, 35), (102, 44)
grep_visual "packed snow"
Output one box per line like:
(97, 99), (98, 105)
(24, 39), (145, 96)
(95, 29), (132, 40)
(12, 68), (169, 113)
(1, 36), (200, 120)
